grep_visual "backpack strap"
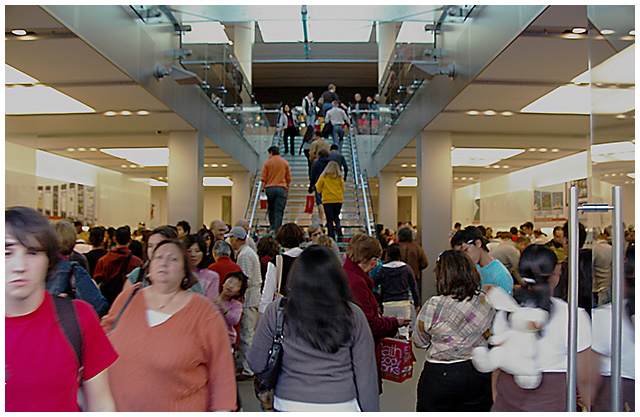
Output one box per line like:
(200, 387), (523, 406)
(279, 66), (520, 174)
(52, 295), (83, 374)
(118, 253), (133, 280)
(275, 255), (284, 298)
(109, 286), (142, 333)
(68, 261), (78, 299)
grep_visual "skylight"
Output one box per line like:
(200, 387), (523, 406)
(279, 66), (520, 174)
(100, 148), (170, 167)
(591, 141), (635, 163)
(181, 21), (230, 44)
(451, 148), (524, 167)
(396, 21), (436, 43)
(258, 20), (303, 43)
(5, 64), (95, 115)
(307, 21), (373, 42)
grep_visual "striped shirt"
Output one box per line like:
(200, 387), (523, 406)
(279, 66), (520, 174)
(413, 293), (495, 362)
(236, 244), (262, 308)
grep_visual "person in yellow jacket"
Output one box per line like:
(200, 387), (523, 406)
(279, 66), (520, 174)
(315, 161), (345, 242)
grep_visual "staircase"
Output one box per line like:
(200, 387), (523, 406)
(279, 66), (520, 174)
(246, 126), (375, 240)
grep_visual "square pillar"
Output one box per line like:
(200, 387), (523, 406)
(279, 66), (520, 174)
(378, 171), (398, 231)
(167, 131), (204, 228)
(417, 130), (452, 301)
(231, 171), (252, 224)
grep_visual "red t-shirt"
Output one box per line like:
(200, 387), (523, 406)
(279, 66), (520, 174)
(5, 292), (118, 411)
(207, 256), (242, 292)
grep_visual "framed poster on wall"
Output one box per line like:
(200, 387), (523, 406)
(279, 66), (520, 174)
(37, 186), (44, 213)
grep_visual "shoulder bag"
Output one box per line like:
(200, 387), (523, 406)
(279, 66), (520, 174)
(253, 296), (288, 411)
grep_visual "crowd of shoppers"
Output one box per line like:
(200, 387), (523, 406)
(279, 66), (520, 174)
(6, 198), (634, 413)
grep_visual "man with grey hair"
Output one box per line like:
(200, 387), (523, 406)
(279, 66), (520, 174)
(230, 219), (257, 253)
(324, 100), (351, 152)
(209, 219), (229, 243)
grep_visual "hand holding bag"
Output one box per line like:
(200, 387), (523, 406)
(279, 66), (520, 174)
(380, 337), (414, 383)
(254, 297), (288, 411)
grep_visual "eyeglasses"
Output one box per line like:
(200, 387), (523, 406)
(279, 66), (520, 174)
(311, 231), (322, 238)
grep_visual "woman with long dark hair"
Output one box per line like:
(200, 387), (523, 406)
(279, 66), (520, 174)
(413, 250), (495, 411)
(276, 103), (299, 156)
(197, 226), (215, 268)
(491, 244), (592, 411)
(248, 245), (379, 411)
(184, 234), (220, 302)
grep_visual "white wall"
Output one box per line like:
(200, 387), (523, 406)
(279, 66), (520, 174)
(150, 186), (233, 228)
(5, 142), (150, 228)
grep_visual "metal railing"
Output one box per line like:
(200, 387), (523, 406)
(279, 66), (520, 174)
(346, 117), (375, 236)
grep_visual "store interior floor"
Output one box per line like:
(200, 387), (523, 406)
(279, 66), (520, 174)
(237, 346), (427, 412)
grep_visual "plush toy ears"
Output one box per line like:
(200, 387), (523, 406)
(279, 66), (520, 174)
(485, 286), (521, 312)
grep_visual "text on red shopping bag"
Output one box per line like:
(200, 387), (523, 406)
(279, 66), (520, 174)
(380, 338), (413, 382)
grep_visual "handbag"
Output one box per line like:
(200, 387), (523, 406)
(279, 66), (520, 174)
(254, 297), (288, 410)
(321, 121), (333, 138)
(259, 191), (268, 209)
(304, 194), (315, 214)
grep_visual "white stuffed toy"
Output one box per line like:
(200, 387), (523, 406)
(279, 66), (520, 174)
(472, 286), (549, 389)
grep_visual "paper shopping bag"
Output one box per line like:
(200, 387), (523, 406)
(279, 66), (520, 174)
(259, 192), (268, 209)
(304, 195), (315, 214)
(380, 337), (413, 383)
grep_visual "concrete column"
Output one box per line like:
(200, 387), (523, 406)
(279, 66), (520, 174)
(167, 131), (204, 228)
(377, 22), (398, 87)
(233, 22), (253, 104)
(378, 171), (398, 231)
(231, 170), (252, 224)
(416, 131), (452, 301)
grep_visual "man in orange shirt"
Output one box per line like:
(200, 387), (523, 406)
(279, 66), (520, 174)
(260, 146), (291, 234)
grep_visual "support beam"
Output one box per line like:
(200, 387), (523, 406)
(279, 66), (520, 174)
(231, 171), (252, 224)
(167, 131), (204, 227)
(378, 171), (398, 231)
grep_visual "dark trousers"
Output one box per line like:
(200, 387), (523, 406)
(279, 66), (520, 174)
(304, 149), (312, 179)
(265, 186), (287, 233)
(283, 127), (296, 155)
(416, 360), (493, 412)
(324, 202), (343, 240)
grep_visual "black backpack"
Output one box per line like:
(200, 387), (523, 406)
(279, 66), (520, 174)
(52, 295), (84, 409)
(99, 253), (133, 308)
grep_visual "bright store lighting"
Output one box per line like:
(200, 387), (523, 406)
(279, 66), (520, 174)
(104, 111), (117, 116)
(120, 110), (132, 116)
(601, 29), (615, 35)
(5, 64), (38, 84)
(181, 21), (230, 44)
(591, 141), (635, 163)
(6, 84), (95, 115)
(11, 29), (27, 36)
(137, 110), (149, 116)
(564, 33), (582, 39)
(396, 177), (418, 187)
(466, 110), (479, 116)
(100, 148), (170, 167)
(396, 21), (435, 43)
(451, 148), (524, 167)
(204, 177), (234, 186)
(501, 111), (514, 116)
(484, 110), (496, 116)
(628, 173), (636, 179)
(573, 44), (634, 84)
(572, 27), (587, 34)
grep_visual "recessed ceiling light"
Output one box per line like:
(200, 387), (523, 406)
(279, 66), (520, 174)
(67, 148), (75, 152)
(204, 164), (209, 167)
(572, 27), (587, 34)
(625, 181), (630, 184)
(604, 173), (609, 177)
(501, 111), (514, 116)
(469, 177), (474, 180)
(551, 148), (559, 152)
(11, 29), (28, 36)
(461, 177), (467, 180)
(503, 165), (509, 169)
(137, 110), (149, 116)
(630, 30), (635, 36)
(221, 163), (228, 167)
(129, 164), (137, 168)
(601, 29), (615, 35)
(529, 148), (537, 152)
(120, 110), (132, 116)
(411, 164), (417, 168)
(121, 164), (128, 168)
(89, 147), (97, 151)
(228, 40), (234, 45)
(466, 110), (479, 116)
(484, 110), (496, 116)
(493, 165), (500, 169)
(212, 163), (219, 168)
(616, 114), (627, 119)
(539, 148), (548, 152)
(17, 35), (37, 41)
(78, 147), (86, 152)
(564, 33), (582, 39)
(401, 164), (408, 168)
(104, 111), (117, 116)
(454, 177), (459, 180)
(611, 173), (617, 176)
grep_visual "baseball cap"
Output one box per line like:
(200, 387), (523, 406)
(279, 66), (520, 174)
(224, 226), (247, 240)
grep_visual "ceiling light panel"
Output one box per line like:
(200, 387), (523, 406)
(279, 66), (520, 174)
(182, 21), (230, 44)
(451, 148), (524, 167)
(6, 85), (94, 115)
(307, 20), (372, 42)
(258, 20), (303, 42)
(396, 177), (418, 187)
(5, 64), (38, 84)
(100, 148), (170, 167)
(396, 21), (435, 43)
(590, 141), (635, 163)
(203, 177), (234, 186)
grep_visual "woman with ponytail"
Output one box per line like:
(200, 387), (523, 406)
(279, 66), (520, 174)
(491, 244), (592, 411)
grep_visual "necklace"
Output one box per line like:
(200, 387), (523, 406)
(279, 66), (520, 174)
(155, 289), (181, 310)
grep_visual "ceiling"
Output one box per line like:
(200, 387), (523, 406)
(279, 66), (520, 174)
(4, 5), (635, 190)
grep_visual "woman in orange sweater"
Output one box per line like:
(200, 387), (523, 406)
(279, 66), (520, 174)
(315, 161), (345, 241)
(101, 240), (237, 411)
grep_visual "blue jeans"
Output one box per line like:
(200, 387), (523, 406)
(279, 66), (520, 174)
(265, 186), (287, 233)
(331, 125), (345, 152)
(322, 102), (332, 118)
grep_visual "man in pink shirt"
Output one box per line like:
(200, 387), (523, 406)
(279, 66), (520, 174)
(260, 146), (291, 233)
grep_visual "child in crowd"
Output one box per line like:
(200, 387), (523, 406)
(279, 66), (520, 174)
(213, 271), (248, 349)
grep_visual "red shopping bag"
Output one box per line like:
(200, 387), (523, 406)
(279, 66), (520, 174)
(380, 337), (413, 383)
(259, 192), (268, 209)
(304, 195), (315, 214)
